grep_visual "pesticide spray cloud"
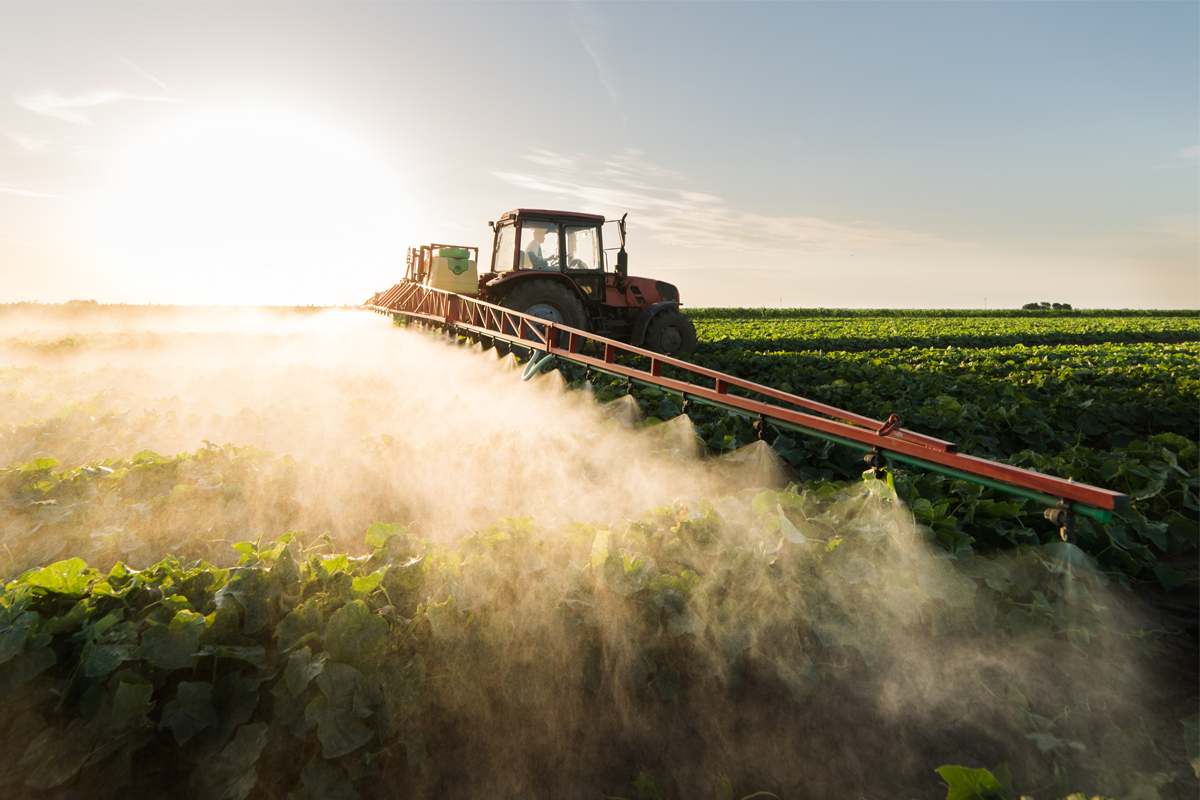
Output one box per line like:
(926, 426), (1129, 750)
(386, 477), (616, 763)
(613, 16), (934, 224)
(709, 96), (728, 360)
(0, 305), (750, 561)
(0, 305), (1190, 800)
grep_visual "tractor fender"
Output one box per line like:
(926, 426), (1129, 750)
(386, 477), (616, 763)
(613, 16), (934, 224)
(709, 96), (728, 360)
(630, 302), (682, 347)
(483, 271), (589, 308)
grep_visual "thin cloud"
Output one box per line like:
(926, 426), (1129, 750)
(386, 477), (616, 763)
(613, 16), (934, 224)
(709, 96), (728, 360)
(0, 234), (40, 247)
(492, 149), (950, 255)
(0, 184), (58, 198)
(1142, 214), (1199, 244)
(568, 7), (625, 129)
(116, 52), (183, 99)
(524, 149), (578, 170)
(1155, 145), (1199, 170)
(2, 129), (82, 156)
(15, 90), (182, 125)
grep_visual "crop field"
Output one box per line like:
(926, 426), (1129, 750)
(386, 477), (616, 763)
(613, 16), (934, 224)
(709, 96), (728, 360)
(0, 305), (1196, 800)
(690, 310), (1199, 353)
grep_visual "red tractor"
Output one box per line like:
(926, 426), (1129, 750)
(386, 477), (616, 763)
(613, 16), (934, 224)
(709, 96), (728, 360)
(405, 209), (697, 356)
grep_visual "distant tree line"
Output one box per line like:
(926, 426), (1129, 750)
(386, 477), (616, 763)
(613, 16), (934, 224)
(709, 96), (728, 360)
(1022, 302), (1072, 310)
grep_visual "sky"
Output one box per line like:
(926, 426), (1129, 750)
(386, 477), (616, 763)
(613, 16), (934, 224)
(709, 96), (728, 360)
(0, 1), (1196, 309)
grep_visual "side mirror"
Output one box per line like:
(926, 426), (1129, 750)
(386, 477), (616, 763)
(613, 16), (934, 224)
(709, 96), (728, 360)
(487, 221), (495, 230)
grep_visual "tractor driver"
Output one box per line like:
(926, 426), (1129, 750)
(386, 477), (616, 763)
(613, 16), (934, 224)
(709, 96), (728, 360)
(521, 224), (559, 270)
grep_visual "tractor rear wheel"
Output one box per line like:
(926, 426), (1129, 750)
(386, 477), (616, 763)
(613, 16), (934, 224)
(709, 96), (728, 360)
(499, 280), (588, 347)
(644, 309), (697, 356)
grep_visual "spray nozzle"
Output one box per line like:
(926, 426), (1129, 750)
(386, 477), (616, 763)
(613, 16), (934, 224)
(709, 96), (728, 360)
(1045, 498), (1076, 544)
(863, 447), (887, 480)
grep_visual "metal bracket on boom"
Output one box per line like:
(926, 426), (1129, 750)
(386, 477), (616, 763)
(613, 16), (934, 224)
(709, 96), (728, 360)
(1044, 498), (1077, 544)
(877, 414), (902, 437)
(863, 447), (887, 480)
(753, 414), (768, 441)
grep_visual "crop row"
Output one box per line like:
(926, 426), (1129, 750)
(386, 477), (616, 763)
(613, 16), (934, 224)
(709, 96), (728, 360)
(691, 315), (1199, 353)
(687, 307), (1198, 319)
(0, 481), (1185, 799)
(590, 342), (1199, 583)
(689, 342), (1199, 456)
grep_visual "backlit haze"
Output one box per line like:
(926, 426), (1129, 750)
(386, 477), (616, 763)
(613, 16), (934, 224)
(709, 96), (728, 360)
(1, 2), (1197, 309)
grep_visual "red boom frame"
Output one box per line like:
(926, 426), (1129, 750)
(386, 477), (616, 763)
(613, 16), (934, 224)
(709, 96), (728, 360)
(366, 283), (1131, 520)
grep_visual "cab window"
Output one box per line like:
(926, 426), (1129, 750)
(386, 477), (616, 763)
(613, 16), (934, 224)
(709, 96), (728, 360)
(519, 222), (561, 271)
(492, 224), (516, 272)
(565, 226), (601, 271)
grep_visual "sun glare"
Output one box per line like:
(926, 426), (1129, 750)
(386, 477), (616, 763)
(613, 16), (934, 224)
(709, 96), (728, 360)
(98, 105), (408, 305)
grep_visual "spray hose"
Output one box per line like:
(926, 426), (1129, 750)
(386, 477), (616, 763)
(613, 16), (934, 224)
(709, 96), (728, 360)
(521, 350), (556, 382)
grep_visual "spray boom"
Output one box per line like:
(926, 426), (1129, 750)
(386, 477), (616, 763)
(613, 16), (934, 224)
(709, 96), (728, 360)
(365, 284), (1130, 538)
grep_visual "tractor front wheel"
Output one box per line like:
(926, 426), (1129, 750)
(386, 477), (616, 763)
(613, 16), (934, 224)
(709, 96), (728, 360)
(644, 309), (697, 356)
(499, 280), (588, 347)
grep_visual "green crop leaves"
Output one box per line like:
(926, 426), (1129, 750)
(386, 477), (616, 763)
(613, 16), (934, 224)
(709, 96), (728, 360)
(323, 601), (387, 671)
(365, 521), (406, 550)
(305, 662), (382, 758)
(14, 558), (94, 596)
(936, 764), (1015, 800)
(691, 311), (1199, 354)
(289, 759), (361, 800)
(0, 308), (1194, 799)
(141, 610), (206, 669)
(19, 721), (96, 790)
(188, 722), (268, 800)
(0, 483), (1186, 800)
(162, 682), (220, 745)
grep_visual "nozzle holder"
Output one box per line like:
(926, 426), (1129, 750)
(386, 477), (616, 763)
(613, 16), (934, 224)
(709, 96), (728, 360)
(863, 447), (887, 480)
(681, 394), (694, 416)
(1045, 498), (1076, 544)
(753, 413), (768, 441)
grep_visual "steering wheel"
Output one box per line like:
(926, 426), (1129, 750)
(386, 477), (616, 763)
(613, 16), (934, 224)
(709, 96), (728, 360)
(567, 257), (588, 270)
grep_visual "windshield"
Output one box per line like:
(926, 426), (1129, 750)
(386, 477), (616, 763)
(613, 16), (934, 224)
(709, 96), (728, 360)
(565, 226), (601, 271)
(519, 222), (561, 271)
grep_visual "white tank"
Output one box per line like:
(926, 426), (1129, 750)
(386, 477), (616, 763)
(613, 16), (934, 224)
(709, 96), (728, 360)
(426, 248), (478, 294)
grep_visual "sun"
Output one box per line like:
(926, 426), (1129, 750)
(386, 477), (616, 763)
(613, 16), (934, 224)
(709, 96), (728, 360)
(98, 104), (409, 305)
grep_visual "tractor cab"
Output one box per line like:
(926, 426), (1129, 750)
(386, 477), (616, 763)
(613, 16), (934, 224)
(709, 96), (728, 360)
(477, 208), (696, 354)
(484, 209), (610, 303)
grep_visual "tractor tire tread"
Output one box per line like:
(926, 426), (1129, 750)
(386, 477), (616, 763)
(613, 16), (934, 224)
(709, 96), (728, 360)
(644, 309), (698, 356)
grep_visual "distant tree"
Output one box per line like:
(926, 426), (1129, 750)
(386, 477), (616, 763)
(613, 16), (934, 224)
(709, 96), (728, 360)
(1022, 302), (1041, 310)
(1040, 302), (1051, 309)
(1059, 303), (1072, 310)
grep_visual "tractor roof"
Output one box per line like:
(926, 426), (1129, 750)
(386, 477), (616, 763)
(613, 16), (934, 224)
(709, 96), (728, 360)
(499, 209), (606, 225)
